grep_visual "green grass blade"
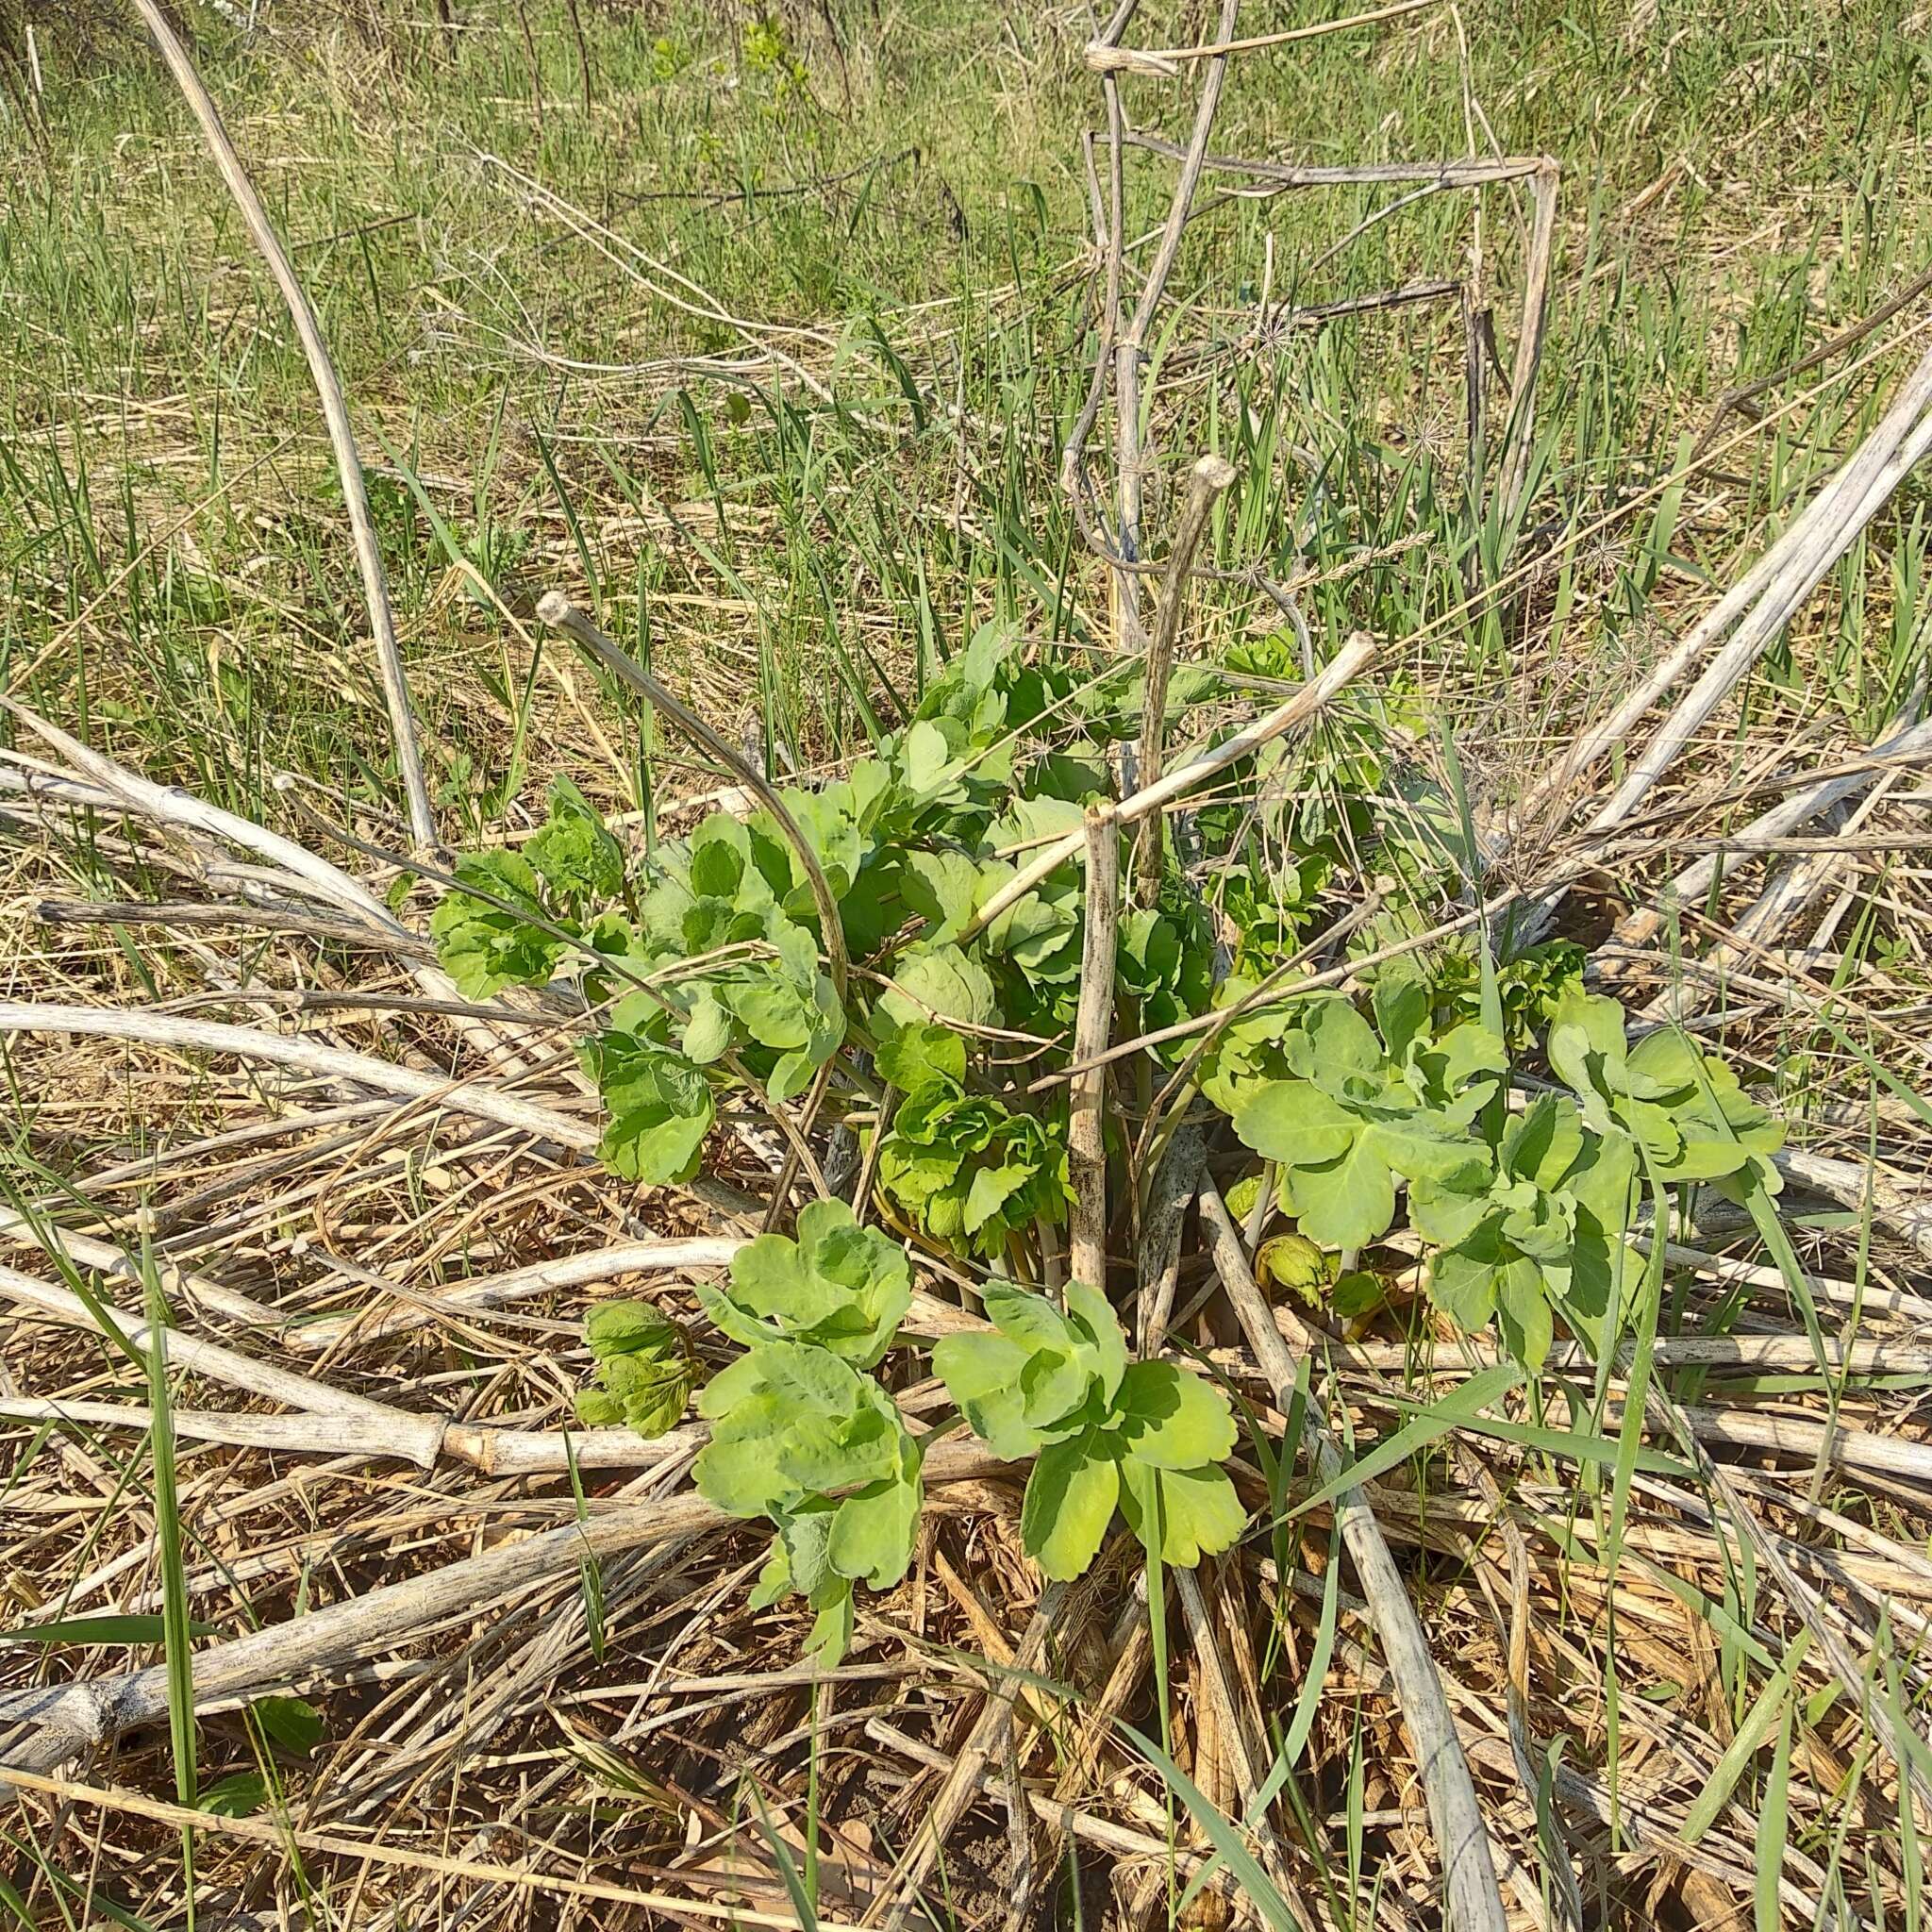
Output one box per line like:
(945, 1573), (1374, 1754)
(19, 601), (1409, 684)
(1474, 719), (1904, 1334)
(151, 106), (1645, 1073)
(2, 1615), (219, 1647)
(1116, 1720), (1303, 1932)
(1287, 1362), (1521, 1521)
(1756, 1697), (1796, 1932)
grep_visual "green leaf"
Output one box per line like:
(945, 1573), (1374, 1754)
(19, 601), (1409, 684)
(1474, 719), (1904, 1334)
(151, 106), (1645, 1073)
(582, 1300), (692, 1438)
(1371, 967), (1430, 1066)
(1018, 1346), (1092, 1433)
(1496, 1255), (1556, 1368)
(1282, 1135), (1398, 1249)
(1361, 1115), (1488, 1187)
(982, 1279), (1074, 1355)
(1502, 1094), (1585, 1191)
(877, 943), (996, 1033)
(749, 1537), (793, 1611)
(1547, 985), (1629, 1125)
(899, 719), (954, 796)
(1287, 997), (1384, 1090)
(903, 849), (983, 941)
(599, 1091), (713, 1185)
(526, 775), (625, 903)
(775, 1506), (837, 1607)
(807, 1589), (855, 1667)
(198, 1773), (268, 1819)
(1331, 1270), (1386, 1319)
(963, 1160), (1032, 1233)
(1, 1614), (220, 1645)
(931, 1329), (1041, 1457)
(586, 1035), (715, 1185)
(1407, 1173), (1493, 1248)
(706, 1201), (910, 1367)
(692, 1407), (797, 1516)
(1231, 1081), (1355, 1168)
(874, 1021), (966, 1096)
(828, 1441), (924, 1589)
(1409, 1022), (1507, 1123)
(727, 977), (813, 1052)
(695, 1344), (921, 1623)
(1118, 1459), (1246, 1568)
(251, 1695), (325, 1759)
(1022, 1432), (1121, 1580)
(680, 992), (734, 1064)
(1063, 1282), (1128, 1406)
(875, 1091), (1069, 1258)
(1113, 1362), (1238, 1471)
(1428, 1241), (1501, 1332)
(429, 849), (567, 998)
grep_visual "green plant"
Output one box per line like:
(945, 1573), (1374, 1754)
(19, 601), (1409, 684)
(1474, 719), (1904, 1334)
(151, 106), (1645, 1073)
(1226, 975), (1505, 1250)
(695, 1342), (922, 1663)
(874, 1084), (1070, 1259)
(427, 608), (1792, 1653)
(1428, 939), (1586, 1050)
(429, 617), (1799, 1541)
(1547, 987), (1784, 1192)
(575, 1301), (694, 1436)
(429, 777), (624, 999)
(699, 1199), (910, 1365)
(571, 1208), (923, 1662)
(933, 1282), (1245, 1578)
(1408, 1094), (1638, 1368)
(620, 1205), (925, 1662)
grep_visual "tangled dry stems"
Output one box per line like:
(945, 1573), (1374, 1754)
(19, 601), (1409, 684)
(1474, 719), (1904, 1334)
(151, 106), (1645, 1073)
(6, 5), (1932, 1929)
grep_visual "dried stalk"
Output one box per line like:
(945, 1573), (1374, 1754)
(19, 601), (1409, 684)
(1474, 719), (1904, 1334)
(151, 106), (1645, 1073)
(1198, 1182), (1509, 1932)
(1628, 702), (1932, 947)
(1137, 1119), (1205, 1354)
(1591, 396), (1932, 832)
(0, 704), (539, 1076)
(1524, 338), (1932, 826)
(1133, 453), (1236, 904)
(863, 1717), (1241, 1891)
(290, 1235), (983, 1353)
(1112, 131), (1547, 192)
(0, 1003), (602, 1152)
(865, 1590), (1062, 1932)
(125, 0), (434, 851)
(0, 1266), (446, 1466)
(1069, 805), (1120, 1288)
(1088, 0), (1438, 74)
(1498, 160), (1560, 522)
(0, 1765), (875, 1927)
(536, 592), (849, 1006)
(1174, 1568), (1298, 1897)
(0, 1395), (705, 1474)
(960, 632), (1376, 944)
(1096, 0), (1237, 655)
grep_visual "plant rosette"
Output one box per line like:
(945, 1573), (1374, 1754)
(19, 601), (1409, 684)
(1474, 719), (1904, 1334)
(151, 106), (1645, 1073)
(693, 1341), (923, 1664)
(933, 1282), (1245, 1578)
(1227, 975), (1505, 1251)
(575, 1301), (695, 1437)
(697, 1198), (911, 1368)
(1409, 1092), (1640, 1368)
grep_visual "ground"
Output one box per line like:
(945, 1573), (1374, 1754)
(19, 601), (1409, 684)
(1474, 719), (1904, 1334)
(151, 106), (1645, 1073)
(2, 2), (1931, 1928)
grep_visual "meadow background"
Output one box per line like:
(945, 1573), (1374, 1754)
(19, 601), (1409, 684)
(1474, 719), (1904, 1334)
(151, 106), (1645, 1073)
(4, 3), (1932, 1927)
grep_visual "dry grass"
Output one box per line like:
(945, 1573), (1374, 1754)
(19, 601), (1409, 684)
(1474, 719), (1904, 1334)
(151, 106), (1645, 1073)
(5, 2), (1932, 1928)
